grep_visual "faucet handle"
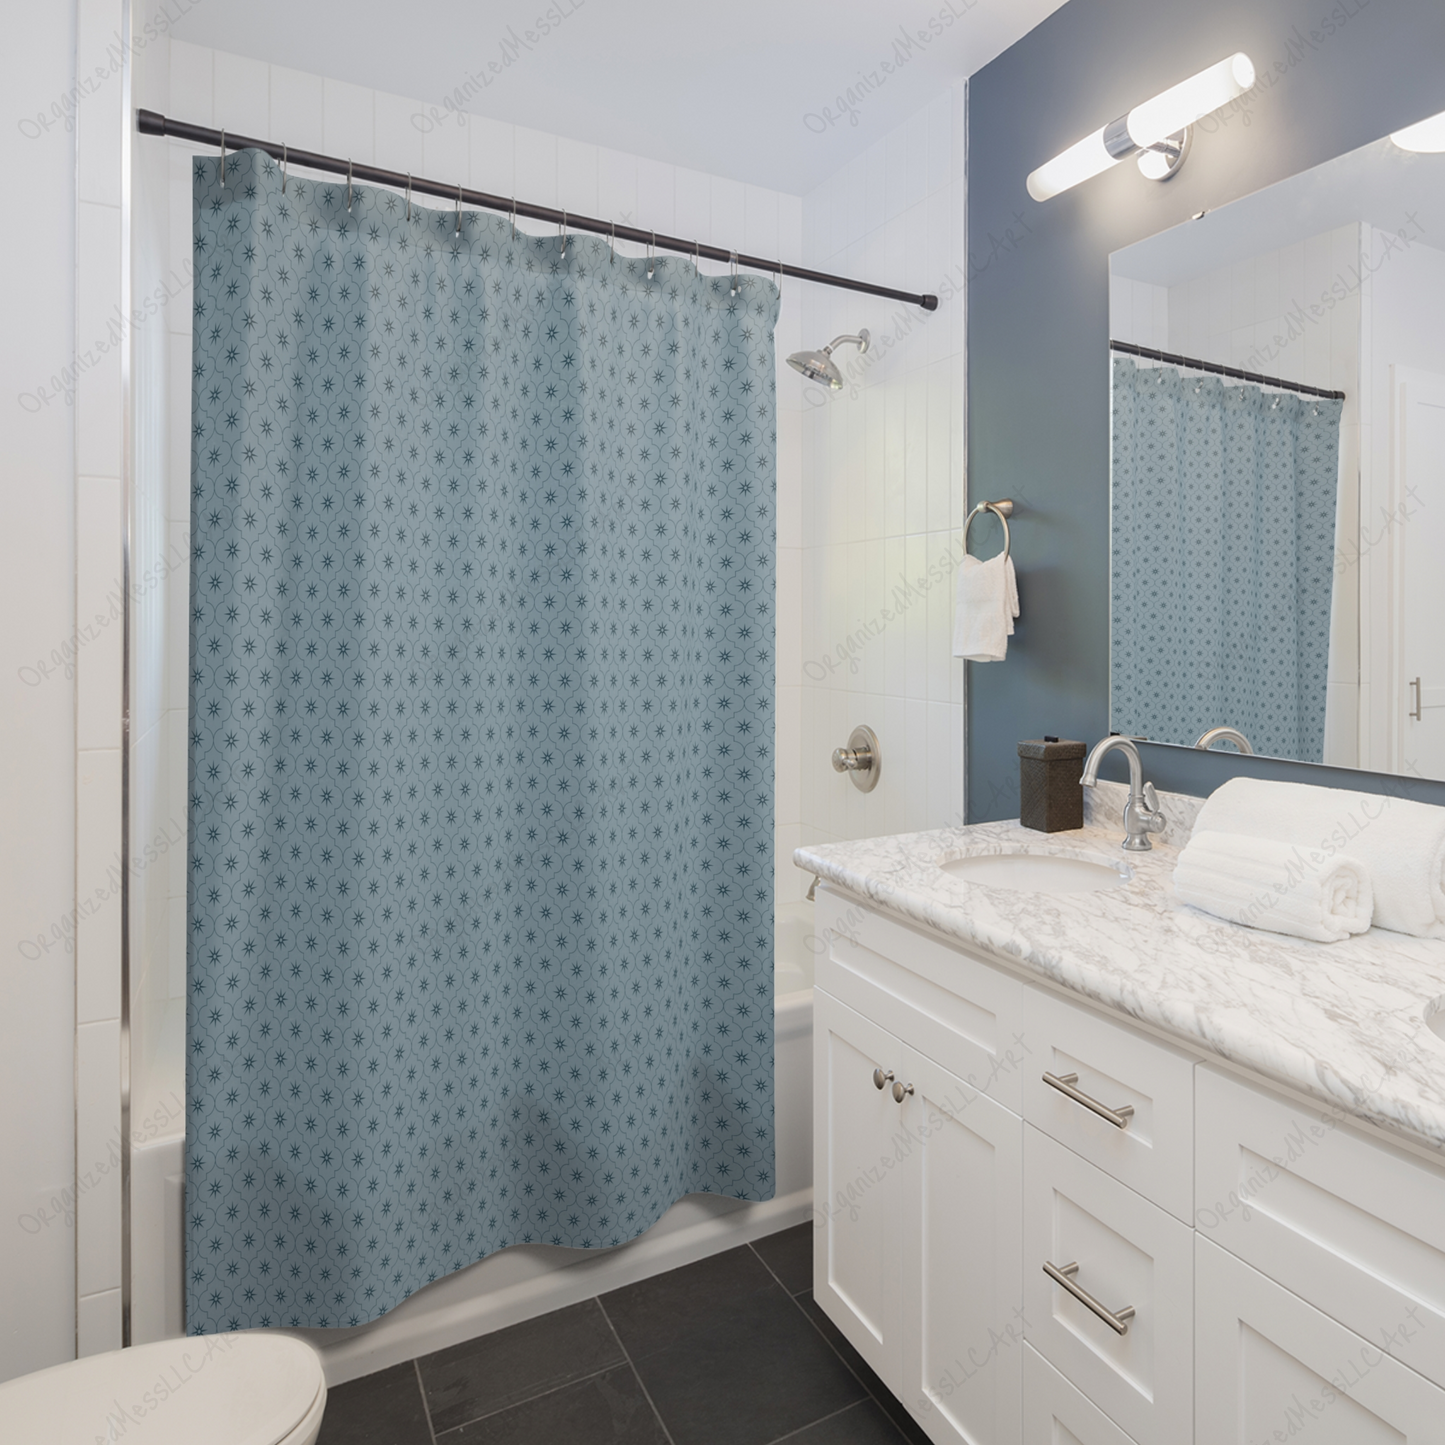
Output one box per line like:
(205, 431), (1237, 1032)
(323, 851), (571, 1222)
(1141, 782), (1167, 833)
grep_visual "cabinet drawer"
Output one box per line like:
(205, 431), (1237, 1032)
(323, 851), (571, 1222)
(1197, 1234), (1445, 1443)
(1023, 1344), (1138, 1445)
(815, 888), (1028, 1111)
(1020, 983), (1195, 1222)
(1196, 1064), (1445, 1388)
(1024, 1127), (1192, 1445)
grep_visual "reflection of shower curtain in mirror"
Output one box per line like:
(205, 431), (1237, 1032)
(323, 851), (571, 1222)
(1111, 356), (1342, 762)
(186, 149), (778, 1333)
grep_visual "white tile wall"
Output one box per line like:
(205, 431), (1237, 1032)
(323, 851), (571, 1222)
(795, 84), (967, 867)
(71, 0), (129, 1359)
(3, 0), (81, 1381)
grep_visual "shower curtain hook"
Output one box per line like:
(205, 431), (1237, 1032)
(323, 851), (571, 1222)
(405, 173), (412, 221)
(559, 210), (567, 259)
(729, 250), (739, 296)
(646, 231), (655, 282)
(510, 197), (517, 240)
(693, 239), (701, 277)
(609, 220), (616, 264)
(346, 159), (353, 213)
(455, 181), (463, 238)
(218, 129), (225, 186)
(280, 142), (288, 194)
(776, 258), (785, 295)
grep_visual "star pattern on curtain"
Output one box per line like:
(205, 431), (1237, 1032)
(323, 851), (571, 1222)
(1111, 356), (1341, 763)
(186, 148), (779, 1332)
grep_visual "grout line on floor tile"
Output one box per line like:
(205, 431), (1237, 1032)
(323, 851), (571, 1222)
(745, 1237), (794, 1296)
(413, 1358), (439, 1445)
(595, 1294), (680, 1445)
(761, 1400), (866, 1445)
(429, 1362), (627, 1437)
(783, 1288), (913, 1439)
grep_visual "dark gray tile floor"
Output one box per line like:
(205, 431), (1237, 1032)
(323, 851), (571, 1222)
(316, 1224), (930, 1445)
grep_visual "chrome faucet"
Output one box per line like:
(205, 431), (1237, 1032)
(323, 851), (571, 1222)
(1080, 735), (1168, 852)
(1193, 725), (1254, 755)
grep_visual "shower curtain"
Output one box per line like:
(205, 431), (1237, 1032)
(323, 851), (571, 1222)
(1110, 356), (1342, 763)
(186, 149), (778, 1332)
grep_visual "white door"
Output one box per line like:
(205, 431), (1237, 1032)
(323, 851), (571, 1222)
(1197, 1235), (1445, 1442)
(896, 1040), (1023, 1445)
(1396, 366), (1445, 779)
(812, 989), (906, 1387)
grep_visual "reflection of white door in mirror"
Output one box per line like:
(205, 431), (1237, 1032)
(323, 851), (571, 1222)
(1396, 368), (1445, 780)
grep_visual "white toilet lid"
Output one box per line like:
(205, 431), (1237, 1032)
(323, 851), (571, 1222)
(0, 1333), (325, 1445)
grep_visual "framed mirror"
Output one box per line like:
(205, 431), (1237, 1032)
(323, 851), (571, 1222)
(1109, 108), (1445, 782)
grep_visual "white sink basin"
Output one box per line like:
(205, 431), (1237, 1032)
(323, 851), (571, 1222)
(939, 850), (1130, 896)
(1425, 997), (1445, 1045)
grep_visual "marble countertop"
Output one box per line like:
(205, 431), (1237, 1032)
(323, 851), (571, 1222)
(794, 783), (1445, 1154)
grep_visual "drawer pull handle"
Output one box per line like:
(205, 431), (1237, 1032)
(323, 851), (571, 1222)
(891, 1081), (914, 1103)
(1043, 1260), (1136, 1336)
(872, 1067), (895, 1091)
(1042, 1071), (1135, 1130)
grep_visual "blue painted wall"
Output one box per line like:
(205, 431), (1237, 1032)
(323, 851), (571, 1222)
(966, 0), (1445, 816)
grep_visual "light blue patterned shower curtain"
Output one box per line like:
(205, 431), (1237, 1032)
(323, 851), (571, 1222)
(1111, 356), (1342, 762)
(186, 149), (778, 1333)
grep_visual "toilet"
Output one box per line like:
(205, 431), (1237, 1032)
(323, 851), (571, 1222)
(0, 1332), (325, 1445)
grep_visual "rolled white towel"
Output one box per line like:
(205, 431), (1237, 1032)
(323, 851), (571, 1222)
(1193, 777), (1445, 940)
(1173, 831), (1373, 943)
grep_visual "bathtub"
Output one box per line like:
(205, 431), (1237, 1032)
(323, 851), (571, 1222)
(131, 903), (817, 1381)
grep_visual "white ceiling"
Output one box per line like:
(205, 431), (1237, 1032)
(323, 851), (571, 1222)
(169, 0), (1067, 195)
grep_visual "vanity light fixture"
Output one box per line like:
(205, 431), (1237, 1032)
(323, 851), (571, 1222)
(1026, 52), (1256, 202)
(1390, 109), (1445, 152)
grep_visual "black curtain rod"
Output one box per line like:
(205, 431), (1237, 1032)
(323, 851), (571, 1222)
(137, 109), (938, 312)
(1109, 339), (1345, 401)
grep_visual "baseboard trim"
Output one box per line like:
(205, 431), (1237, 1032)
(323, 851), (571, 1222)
(311, 1188), (814, 1386)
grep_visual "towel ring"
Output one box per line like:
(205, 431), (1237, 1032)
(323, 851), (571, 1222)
(963, 498), (1014, 561)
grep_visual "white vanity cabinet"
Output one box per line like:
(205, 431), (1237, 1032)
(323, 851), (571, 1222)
(809, 885), (1445, 1445)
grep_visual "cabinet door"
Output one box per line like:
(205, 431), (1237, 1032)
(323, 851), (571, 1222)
(813, 989), (906, 1386)
(1197, 1235), (1445, 1442)
(896, 1039), (1024, 1445)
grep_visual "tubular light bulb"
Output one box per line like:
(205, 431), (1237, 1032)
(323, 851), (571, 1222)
(1026, 52), (1256, 202)
(1391, 110), (1445, 152)
(1026, 127), (1116, 202)
(1126, 53), (1255, 149)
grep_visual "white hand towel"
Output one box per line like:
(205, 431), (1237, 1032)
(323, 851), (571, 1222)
(1192, 777), (1445, 940)
(952, 553), (1019, 662)
(1173, 830), (1372, 943)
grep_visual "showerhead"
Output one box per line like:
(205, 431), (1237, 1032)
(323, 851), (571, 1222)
(786, 329), (870, 390)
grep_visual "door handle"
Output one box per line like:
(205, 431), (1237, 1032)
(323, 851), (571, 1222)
(1042, 1071), (1135, 1129)
(1411, 677), (1423, 722)
(872, 1067), (894, 1090)
(1043, 1260), (1136, 1336)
